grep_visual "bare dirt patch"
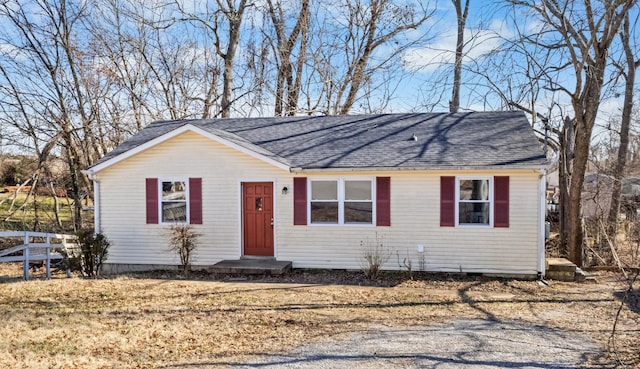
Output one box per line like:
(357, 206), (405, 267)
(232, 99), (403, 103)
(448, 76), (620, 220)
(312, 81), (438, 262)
(0, 264), (638, 369)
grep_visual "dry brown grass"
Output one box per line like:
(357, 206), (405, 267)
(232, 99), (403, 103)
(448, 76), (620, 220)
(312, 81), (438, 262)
(0, 264), (638, 369)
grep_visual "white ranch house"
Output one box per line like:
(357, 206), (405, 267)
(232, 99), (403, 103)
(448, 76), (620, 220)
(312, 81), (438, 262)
(85, 112), (548, 277)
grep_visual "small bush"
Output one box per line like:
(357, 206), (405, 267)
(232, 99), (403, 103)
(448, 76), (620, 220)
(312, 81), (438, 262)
(397, 250), (414, 280)
(64, 230), (110, 278)
(167, 224), (200, 275)
(360, 233), (391, 280)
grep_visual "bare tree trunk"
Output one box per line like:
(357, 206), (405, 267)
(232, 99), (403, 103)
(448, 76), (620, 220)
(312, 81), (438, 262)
(606, 14), (638, 245)
(450, 0), (469, 113)
(5, 175), (39, 224)
(568, 134), (589, 266)
(569, 62), (611, 266)
(33, 180), (39, 232)
(558, 120), (573, 256)
(5, 178), (32, 215)
(287, 2), (309, 116)
(50, 182), (62, 228)
(267, 0), (310, 116)
(217, 0), (248, 118)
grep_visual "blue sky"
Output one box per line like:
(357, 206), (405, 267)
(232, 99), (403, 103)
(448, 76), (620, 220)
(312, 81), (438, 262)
(0, 0), (637, 155)
(385, 0), (639, 142)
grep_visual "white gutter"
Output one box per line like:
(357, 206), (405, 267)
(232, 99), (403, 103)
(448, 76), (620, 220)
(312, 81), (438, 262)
(291, 165), (550, 173)
(538, 168), (547, 278)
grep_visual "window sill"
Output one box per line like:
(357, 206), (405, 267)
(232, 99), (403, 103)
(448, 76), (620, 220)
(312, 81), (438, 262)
(455, 224), (493, 228)
(308, 223), (375, 227)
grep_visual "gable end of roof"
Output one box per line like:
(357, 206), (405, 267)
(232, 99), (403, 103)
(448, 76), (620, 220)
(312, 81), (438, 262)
(87, 124), (291, 174)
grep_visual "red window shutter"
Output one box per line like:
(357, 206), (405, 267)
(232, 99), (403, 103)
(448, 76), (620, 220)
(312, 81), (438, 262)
(145, 178), (158, 224)
(494, 176), (509, 227)
(376, 177), (391, 226)
(293, 177), (307, 225)
(440, 176), (455, 227)
(189, 178), (203, 225)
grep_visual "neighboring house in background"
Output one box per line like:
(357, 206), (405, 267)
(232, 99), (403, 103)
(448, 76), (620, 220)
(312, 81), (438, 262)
(582, 173), (640, 220)
(85, 112), (548, 277)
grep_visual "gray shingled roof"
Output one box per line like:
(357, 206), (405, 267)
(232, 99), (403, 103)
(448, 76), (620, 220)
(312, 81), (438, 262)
(92, 111), (548, 171)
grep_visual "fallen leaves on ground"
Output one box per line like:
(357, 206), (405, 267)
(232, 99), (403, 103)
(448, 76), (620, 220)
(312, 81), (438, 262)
(0, 265), (637, 368)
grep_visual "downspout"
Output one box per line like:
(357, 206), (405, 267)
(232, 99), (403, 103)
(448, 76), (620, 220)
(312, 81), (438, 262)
(84, 170), (101, 234)
(538, 168), (547, 278)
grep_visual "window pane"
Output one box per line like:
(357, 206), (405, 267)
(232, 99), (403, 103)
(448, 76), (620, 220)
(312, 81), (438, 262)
(310, 202), (338, 223)
(459, 202), (490, 224)
(162, 181), (186, 200)
(311, 181), (337, 200)
(344, 202), (372, 223)
(345, 180), (372, 200)
(162, 202), (187, 222)
(459, 179), (489, 200)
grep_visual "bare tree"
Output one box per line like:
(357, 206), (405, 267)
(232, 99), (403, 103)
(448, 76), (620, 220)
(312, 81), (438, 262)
(91, 0), (233, 123)
(89, 0), (150, 133)
(450, 0), (469, 113)
(171, 0), (251, 118)
(0, 0), (100, 230)
(304, 0), (435, 115)
(265, 0), (310, 116)
(606, 12), (640, 244)
(217, 0), (250, 118)
(503, 0), (637, 266)
(337, 0), (433, 114)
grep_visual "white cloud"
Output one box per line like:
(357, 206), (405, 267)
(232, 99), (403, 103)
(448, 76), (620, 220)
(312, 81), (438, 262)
(597, 98), (624, 119)
(487, 18), (513, 39)
(401, 27), (501, 73)
(0, 42), (31, 62)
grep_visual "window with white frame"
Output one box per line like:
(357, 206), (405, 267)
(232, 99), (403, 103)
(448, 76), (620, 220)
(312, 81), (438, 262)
(310, 180), (339, 223)
(344, 180), (373, 223)
(309, 179), (373, 225)
(457, 178), (491, 225)
(161, 180), (187, 223)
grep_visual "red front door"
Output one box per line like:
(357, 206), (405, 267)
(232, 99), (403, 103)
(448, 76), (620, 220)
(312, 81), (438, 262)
(243, 182), (274, 256)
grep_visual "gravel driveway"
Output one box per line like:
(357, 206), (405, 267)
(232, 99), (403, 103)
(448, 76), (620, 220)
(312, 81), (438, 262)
(218, 319), (600, 368)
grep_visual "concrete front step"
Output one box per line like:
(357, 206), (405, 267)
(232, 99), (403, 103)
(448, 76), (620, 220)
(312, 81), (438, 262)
(209, 259), (292, 275)
(546, 258), (577, 281)
(545, 258), (595, 282)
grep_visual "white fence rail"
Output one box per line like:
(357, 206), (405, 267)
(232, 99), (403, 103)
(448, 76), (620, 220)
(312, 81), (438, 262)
(0, 231), (79, 280)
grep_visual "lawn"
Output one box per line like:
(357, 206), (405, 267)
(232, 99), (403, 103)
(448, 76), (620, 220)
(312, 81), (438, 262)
(0, 192), (87, 232)
(0, 264), (638, 369)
